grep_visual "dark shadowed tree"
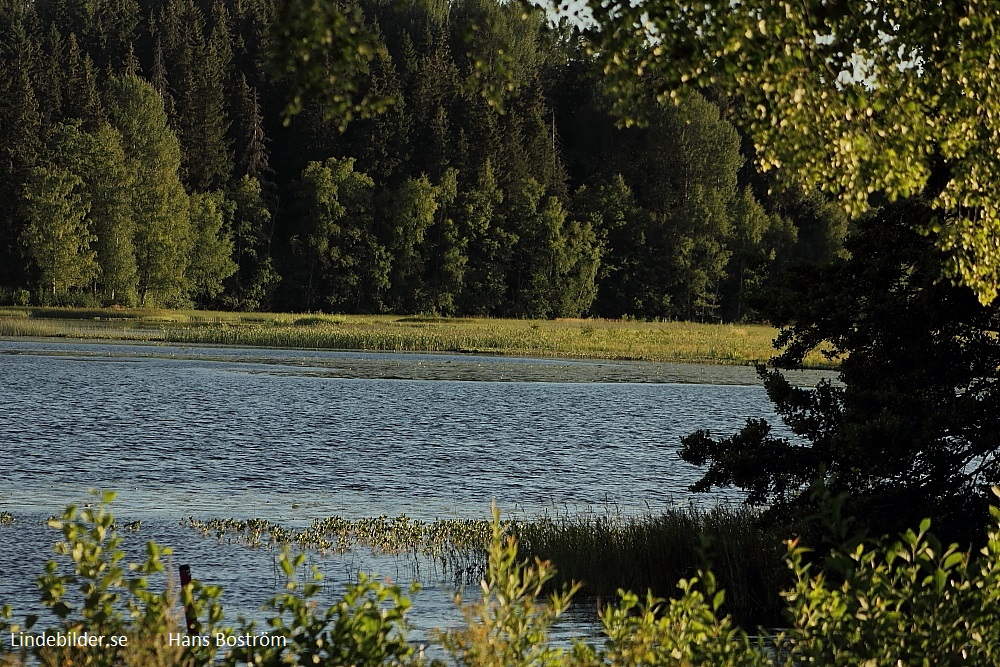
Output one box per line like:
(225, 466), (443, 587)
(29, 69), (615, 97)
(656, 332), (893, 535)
(681, 200), (1000, 543)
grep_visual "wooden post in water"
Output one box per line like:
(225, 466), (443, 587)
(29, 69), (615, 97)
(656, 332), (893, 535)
(179, 564), (198, 634)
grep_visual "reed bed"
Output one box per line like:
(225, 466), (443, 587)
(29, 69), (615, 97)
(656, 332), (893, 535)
(184, 507), (788, 628)
(182, 515), (496, 584)
(0, 306), (836, 367)
(514, 505), (788, 628)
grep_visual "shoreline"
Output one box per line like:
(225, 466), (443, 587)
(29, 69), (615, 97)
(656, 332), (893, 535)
(0, 306), (838, 369)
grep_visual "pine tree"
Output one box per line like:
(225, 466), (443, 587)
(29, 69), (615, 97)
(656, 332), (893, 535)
(150, 39), (176, 120)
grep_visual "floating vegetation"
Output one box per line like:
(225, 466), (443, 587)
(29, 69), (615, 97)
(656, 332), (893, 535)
(182, 515), (504, 584)
(0, 511), (14, 525)
(182, 506), (788, 625)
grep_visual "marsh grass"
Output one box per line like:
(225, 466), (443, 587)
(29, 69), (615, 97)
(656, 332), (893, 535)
(183, 507), (787, 629)
(182, 515), (494, 585)
(0, 307), (836, 367)
(514, 505), (788, 628)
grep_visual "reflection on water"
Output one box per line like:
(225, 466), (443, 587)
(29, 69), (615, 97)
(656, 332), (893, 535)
(0, 339), (823, 643)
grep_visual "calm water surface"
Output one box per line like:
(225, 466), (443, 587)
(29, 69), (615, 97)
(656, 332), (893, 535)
(0, 339), (825, 645)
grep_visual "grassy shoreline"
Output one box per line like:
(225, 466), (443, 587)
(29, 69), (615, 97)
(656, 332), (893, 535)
(0, 306), (836, 368)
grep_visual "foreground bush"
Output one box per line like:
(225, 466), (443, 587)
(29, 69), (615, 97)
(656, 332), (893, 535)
(4, 492), (1000, 665)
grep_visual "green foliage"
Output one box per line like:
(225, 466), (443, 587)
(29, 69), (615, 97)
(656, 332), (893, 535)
(268, 0), (388, 126)
(506, 178), (600, 318)
(21, 163), (97, 297)
(438, 504), (581, 667)
(80, 123), (139, 306)
(0, 0), (851, 318)
(187, 191), (238, 304)
(681, 200), (1000, 543)
(10, 494), (1000, 666)
(223, 176), (279, 311)
(21, 490), (225, 667)
(385, 174), (442, 314)
(231, 552), (418, 667)
(291, 157), (389, 312)
(456, 161), (511, 315)
(105, 75), (192, 307)
(776, 506), (1000, 665)
(583, 0), (1000, 304)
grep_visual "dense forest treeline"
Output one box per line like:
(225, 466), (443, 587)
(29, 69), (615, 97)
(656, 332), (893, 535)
(0, 0), (847, 319)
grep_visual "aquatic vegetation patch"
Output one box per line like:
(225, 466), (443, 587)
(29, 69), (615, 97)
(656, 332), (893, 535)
(182, 507), (787, 626)
(514, 505), (788, 628)
(182, 515), (499, 583)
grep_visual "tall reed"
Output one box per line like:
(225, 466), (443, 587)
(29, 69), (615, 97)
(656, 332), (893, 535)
(514, 506), (788, 628)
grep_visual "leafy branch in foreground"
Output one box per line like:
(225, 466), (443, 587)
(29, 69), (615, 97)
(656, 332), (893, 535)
(581, 0), (1000, 303)
(6, 492), (1000, 665)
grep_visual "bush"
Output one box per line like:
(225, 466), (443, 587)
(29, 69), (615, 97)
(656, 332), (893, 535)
(5, 492), (1000, 666)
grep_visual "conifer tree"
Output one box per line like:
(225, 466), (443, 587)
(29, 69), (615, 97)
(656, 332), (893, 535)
(0, 0), (43, 289)
(35, 24), (65, 125)
(233, 74), (271, 186)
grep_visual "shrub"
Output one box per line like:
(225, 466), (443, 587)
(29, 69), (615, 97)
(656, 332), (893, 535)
(5, 492), (1000, 666)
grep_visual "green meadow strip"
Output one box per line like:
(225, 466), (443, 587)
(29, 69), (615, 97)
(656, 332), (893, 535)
(0, 306), (837, 367)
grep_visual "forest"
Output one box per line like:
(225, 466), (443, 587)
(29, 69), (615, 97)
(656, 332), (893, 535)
(0, 0), (848, 321)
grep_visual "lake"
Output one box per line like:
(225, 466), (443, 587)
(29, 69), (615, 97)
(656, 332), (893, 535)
(0, 339), (827, 646)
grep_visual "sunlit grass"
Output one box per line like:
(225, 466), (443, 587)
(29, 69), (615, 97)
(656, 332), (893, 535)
(0, 306), (837, 367)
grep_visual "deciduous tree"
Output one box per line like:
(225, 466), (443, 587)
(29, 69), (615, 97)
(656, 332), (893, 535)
(21, 164), (96, 297)
(583, 0), (1000, 303)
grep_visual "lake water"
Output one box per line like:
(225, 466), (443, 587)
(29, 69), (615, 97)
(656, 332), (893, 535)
(0, 339), (828, 647)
